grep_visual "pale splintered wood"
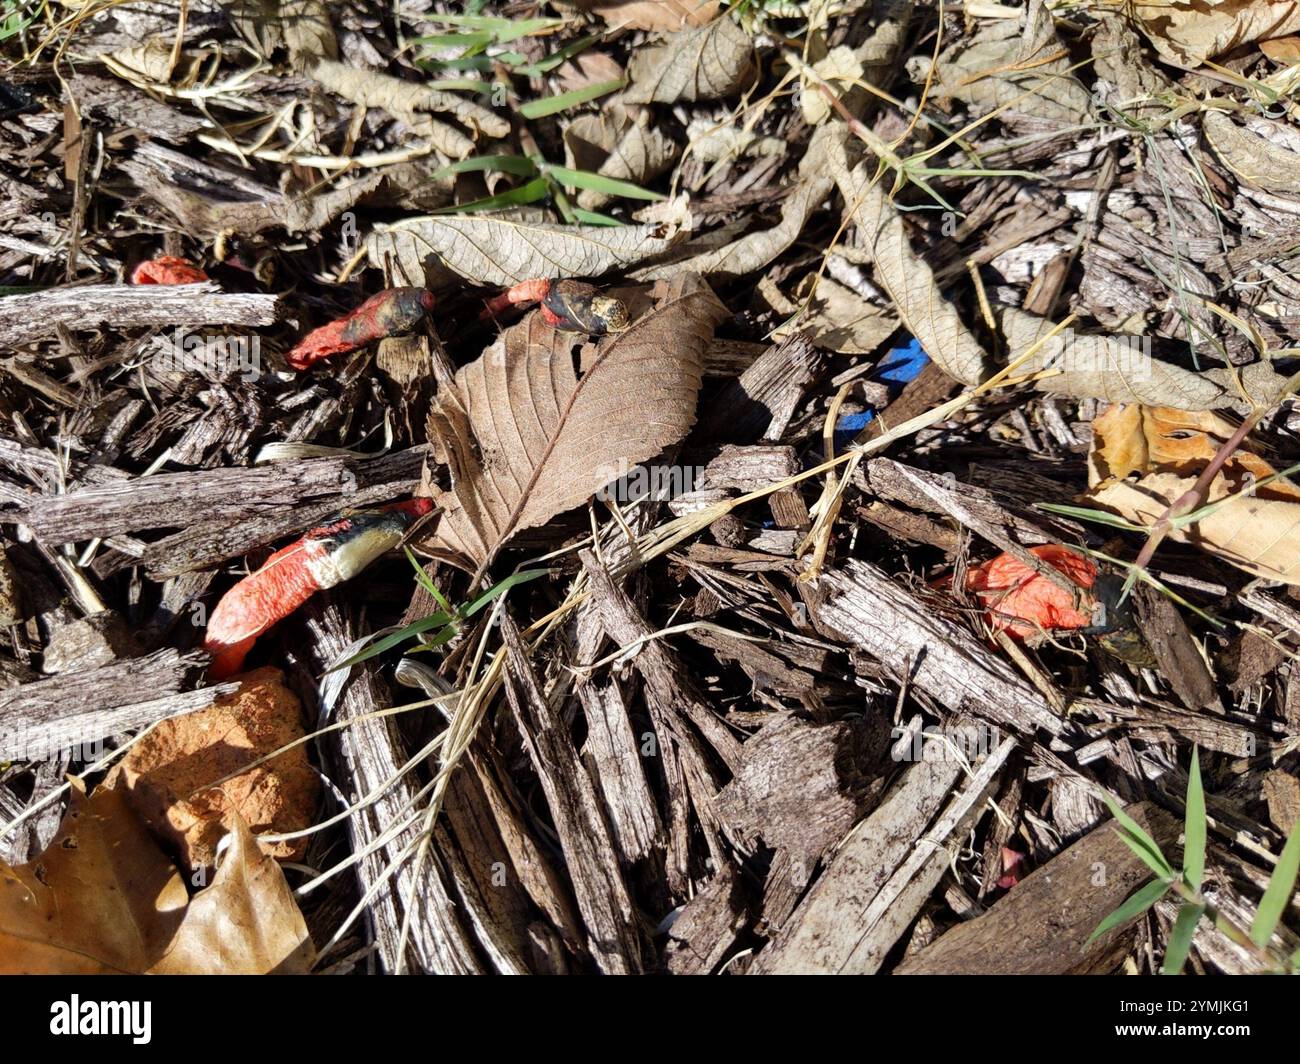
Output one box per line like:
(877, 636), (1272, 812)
(0, 650), (231, 761)
(0, 282), (281, 346)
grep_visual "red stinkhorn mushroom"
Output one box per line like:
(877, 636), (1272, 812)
(287, 287), (435, 371)
(203, 498), (433, 679)
(131, 256), (210, 285)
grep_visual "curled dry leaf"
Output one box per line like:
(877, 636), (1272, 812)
(424, 274), (728, 568)
(623, 16), (755, 104)
(999, 307), (1225, 409)
(1086, 404), (1300, 584)
(832, 149), (989, 385)
(1131, 0), (1300, 65)
(365, 204), (690, 288)
(640, 124), (838, 281)
(0, 782), (313, 974)
(310, 59), (510, 159)
(224, 0), (339, 64)
(575, 0), (721, 31)
(907, 5), (1091, 127)
(1203, 111), (1300, 195)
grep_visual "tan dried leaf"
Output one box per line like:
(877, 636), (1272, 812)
(999, 307), (1226, 409)
(310, 59), (509, 159)
(908, 6), (1090, 126)
(575, 0), (721, 31)
(0, 783), (313, 974)
(425, 275), (728, 567)
(1203, 110), (1300, 194)
(365, 206), (689, 288)
(1090, 470), (1300, 584)
(1132, 0), (1300, 65)
(1089, 403), (1218, 484)
(624, 16), (755, 104)
(151, 815), (315, 974)
(832, 151), (988, 385)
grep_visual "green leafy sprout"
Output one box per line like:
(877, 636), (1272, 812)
(329, 550), (548, 673)
(1089, 747), (1300, 974)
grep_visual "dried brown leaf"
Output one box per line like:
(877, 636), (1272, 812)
(832, 150), (989, 385)
(908, 5), (1091, 126)
(424, 274), (728, 568)
(310, 59), (509, 158)
(0, 783), (313, 974)
(575, 0), (721, 31)
(365, 206), (690, 288)
(1203, 111), (1300, 194)
(1090, 470), (1300, 584)
(1133, 0), (1300, 65)
(623, 16), (755, 104)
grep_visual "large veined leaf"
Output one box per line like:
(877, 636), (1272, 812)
(424, 274), (728, 569)
(365, 206), (689, 288)
(623, 15), (754, 104)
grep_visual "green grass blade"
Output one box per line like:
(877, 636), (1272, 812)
(1251, 815), (1300, 948)
(460, 568), (550, 619)
(1161, 901), (1204, 974)
(1086, 878), (1170, 947)
(520, 78), (625, 119)
(543, 164), (664, 201)
(1183, 747), (1206, 892)
(412, 31), (495, 50)
(1102, 793), (1177, 880)
(416, 55), (495, 73)
(433, 177), (550, 214)
(515, 34), (600, 77)
(403, 547), (441, 599)
(570, 208), (623, 226)
(431, 154), (538, 180)
(1036, 502), (1147, 532)
(327, 611), (454, 672)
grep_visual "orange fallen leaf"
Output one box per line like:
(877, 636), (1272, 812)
(965, 544), (1098, 639)
(0, 781), (313, 974)
(1086, 403), (1300, 584)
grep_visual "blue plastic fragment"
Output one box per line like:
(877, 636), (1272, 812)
(829, 337), (931, 453)
(875, 336), (929, 385)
